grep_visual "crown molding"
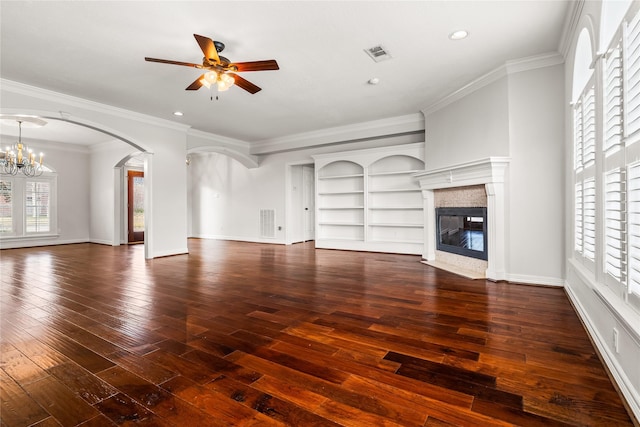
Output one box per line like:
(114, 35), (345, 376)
(186, 127), (250, 150)
(422, 52), (564, 117)
(504, 52), (565, 75)
(421, 66), (507, 117)
(1, 79), (191, 133)
(558, 0), (585, 59)
(250, 113), (425, 155)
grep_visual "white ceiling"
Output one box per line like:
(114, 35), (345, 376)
(0, 1), (571, 148)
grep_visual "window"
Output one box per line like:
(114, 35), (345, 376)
(25, 181), (50, 233)
(572, 3), (640, 312)
(0, 173), (56, 239)
(574, 78), (596, 266)
(0, 180), (12, 233)
(600, 5), (640, 307)
(628, 161), (640, 306)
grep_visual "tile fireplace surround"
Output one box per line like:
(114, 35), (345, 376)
(413, 157), (510, 281)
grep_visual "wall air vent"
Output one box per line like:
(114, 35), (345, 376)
(260, 209), (276, 239)
(364, 45), (392, 63)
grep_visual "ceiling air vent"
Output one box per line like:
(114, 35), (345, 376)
(364, 45), (392, 63)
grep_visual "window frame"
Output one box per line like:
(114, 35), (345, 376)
(574, 75), (597, 272)
(0, 172), (58, 240)
(0, 178), (16, 237)
(596, 2), (640, 311)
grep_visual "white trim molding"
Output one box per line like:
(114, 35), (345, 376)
(422, 52), (564, 116)
(1, 79), (190, 133)
(187, 146), (259, 169)
(565, 261), (640, 422)
(251, 113), (425, 155)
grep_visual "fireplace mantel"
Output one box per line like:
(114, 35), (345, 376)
(413, 157), (510, 281)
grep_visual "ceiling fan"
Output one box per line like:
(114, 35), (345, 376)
(145, 34), (279, 94)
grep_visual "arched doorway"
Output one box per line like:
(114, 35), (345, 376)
(0, 111), (154, 257)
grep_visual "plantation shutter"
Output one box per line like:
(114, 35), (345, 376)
(574, 101), (584, 171)
(575, 181), (583, 253)
(25, 181), (51, 233)
(625, 10), (640, 137)
(604, 41), (623, 154)
(628, 162), (640, 297)
(582, 85), (596, 167)
(583, 177), (597, 261)
(604, 168), (626, 283)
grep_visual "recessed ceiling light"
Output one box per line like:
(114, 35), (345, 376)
(368, 78), (380, 85)
(449, 30), (469, 40)
(173, 111), (184, 116)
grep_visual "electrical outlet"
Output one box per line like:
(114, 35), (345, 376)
(613, 328), (619, 353)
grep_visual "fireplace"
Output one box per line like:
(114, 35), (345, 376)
(413, 157), (510, 281)
(436, 207), (487, 260)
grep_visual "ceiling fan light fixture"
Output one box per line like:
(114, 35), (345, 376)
(217, 73), (235, 92)
(204, 71), (218, 83)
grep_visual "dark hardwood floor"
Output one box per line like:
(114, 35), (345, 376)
(0, 239), (634, 426)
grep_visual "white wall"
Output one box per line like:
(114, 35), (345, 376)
(189, 153), (260, 241)
(89, 141), (136, 245)
(507, 64), (565, 285)
(0, 139), (91, 248)
(188, 132), (423, 243)
(52, 144), (91, 245)
(424, 78), (510, 170)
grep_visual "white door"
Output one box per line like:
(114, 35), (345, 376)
(302, 165), (315, 241)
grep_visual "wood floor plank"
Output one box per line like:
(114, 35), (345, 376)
(0, 346), (49, 385)
(159, 375), (282, 425)
(205, 373), (341, 426)
(27, 327), (115, 374)
(0, 240), (634, 426)
(99, 365), (225, 426)
(0, 369), (49, 427)
(46, 361), (118, 405)
(94, 393), (171, 426)
(23, 375), (100, 426)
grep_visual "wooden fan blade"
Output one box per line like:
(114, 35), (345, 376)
(194, 34), (220, 64)
(229, 73), (261, 94)
(145, 57), (202, 68)
(186, 74), (205, 90)
(230, 60), (279, 72)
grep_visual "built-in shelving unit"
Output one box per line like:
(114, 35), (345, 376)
(313, 143), (425, 254)
(316, 161), (365, 242)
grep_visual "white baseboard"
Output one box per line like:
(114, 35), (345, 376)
(89, 238), (114, 246)
(565, 283), (640, 422)
(0, 237), (88, 249)
(506, 273), (565, 287)
(152, 247), (189, 258)
(191, 234), (285, 245)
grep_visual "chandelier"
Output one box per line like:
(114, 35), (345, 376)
(1, 120), (45, 177)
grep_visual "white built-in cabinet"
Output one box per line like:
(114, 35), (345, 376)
(312, 143), (424, 254)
